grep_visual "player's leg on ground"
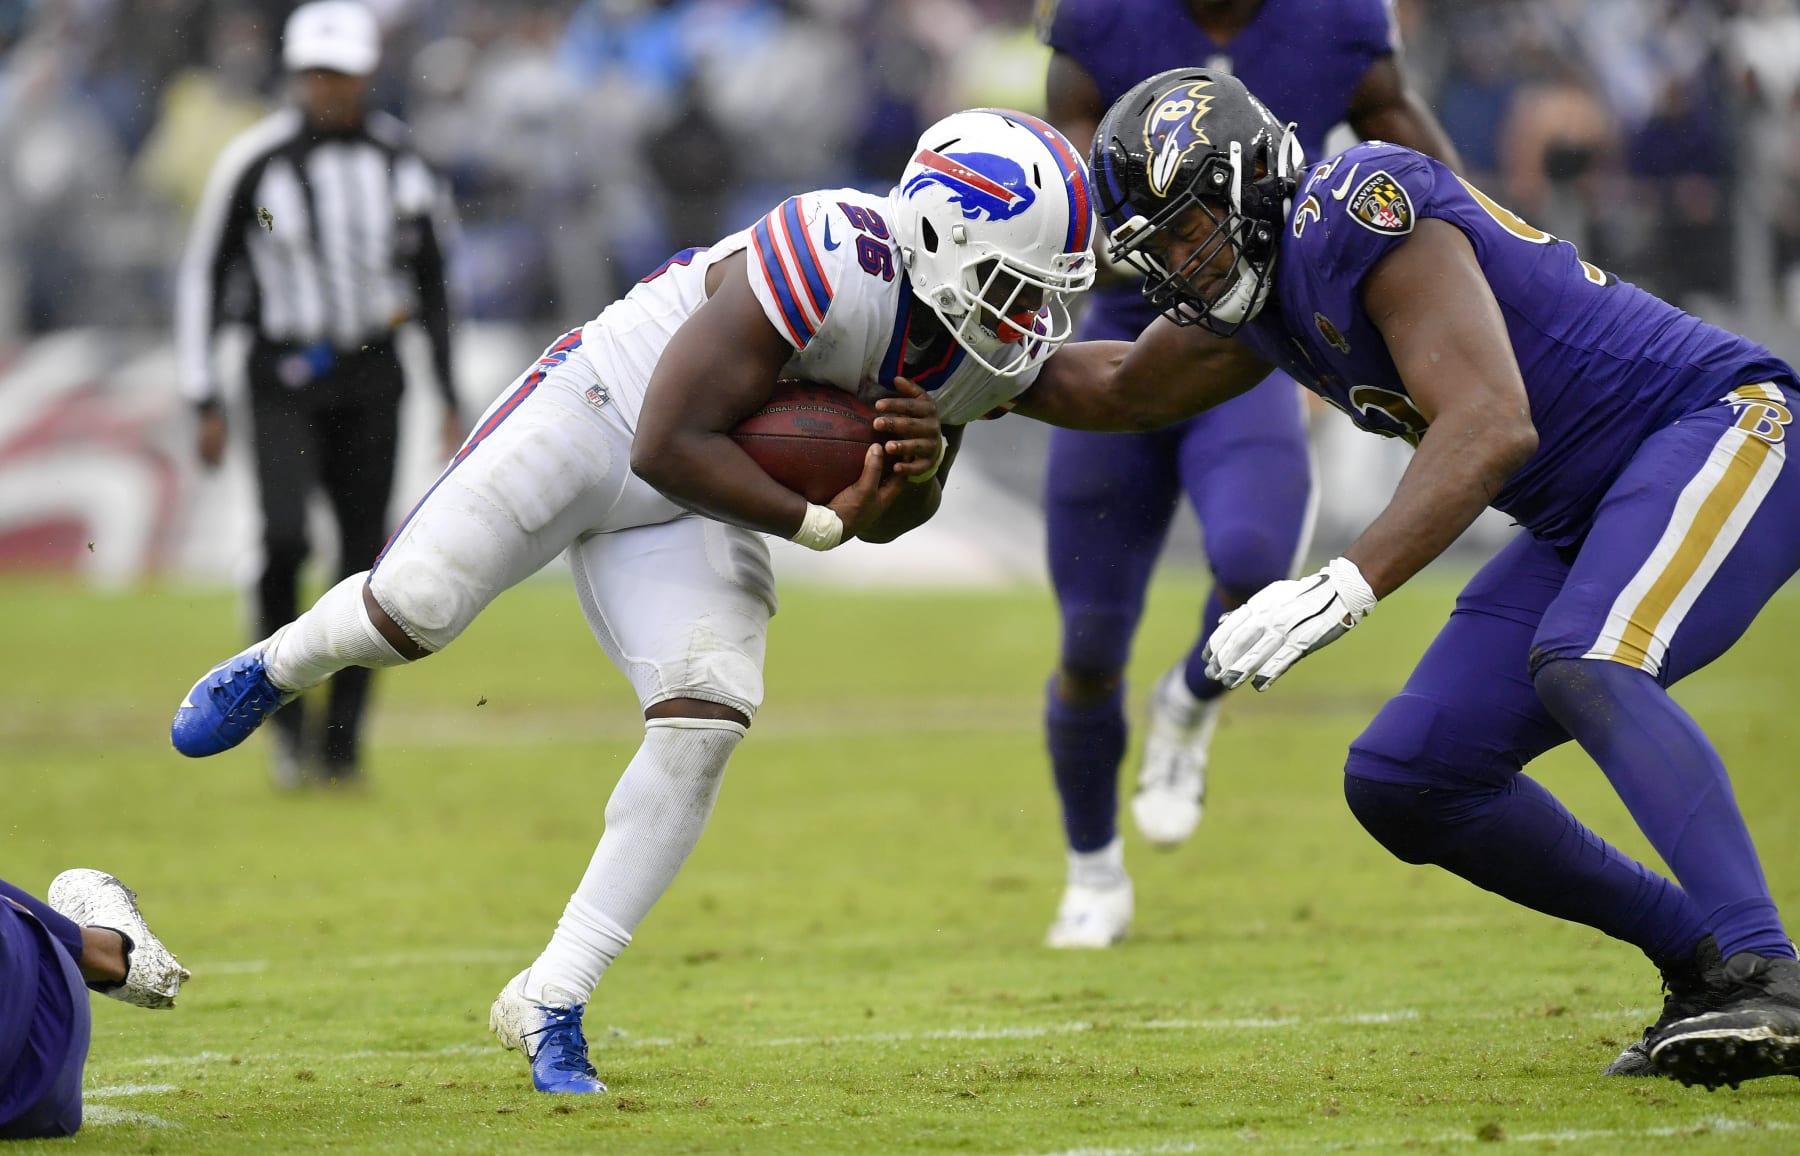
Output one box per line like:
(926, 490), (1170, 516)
(1042, 423), (1184, 946)
(493, 515), (771, 1092)
(247, 361), (320, 781)
(1343, 533), (1713, 1071)
(1136, 374), (1316, 846)
(1526, 387), (1800, 1085)
(0, 886), (91, 1139)
(312, 365), (403, 781)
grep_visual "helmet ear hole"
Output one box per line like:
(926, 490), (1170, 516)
(920, 218), (939, 253)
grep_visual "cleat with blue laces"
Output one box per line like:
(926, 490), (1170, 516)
(490, 969), (608, 1093)
(170, 640), (297, 757)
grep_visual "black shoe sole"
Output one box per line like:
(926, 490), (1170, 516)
(1651, 1031), (1800, 1089)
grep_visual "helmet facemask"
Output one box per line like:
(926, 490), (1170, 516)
(1100, 106), (1302, 337)
(916, 223), (1092, 376)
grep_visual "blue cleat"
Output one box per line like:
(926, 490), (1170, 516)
(490, 969), (608, 1093)
(170, 644), (297, 757)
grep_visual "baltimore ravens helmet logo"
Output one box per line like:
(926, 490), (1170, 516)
(903, 150), (1036, 222)
(1144, 80), (1217, 197)
(1347, 170), (1414, 235)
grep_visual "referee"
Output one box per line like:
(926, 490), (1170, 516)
(176, 0), (461, 787)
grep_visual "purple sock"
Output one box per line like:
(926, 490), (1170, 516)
(1182, 588), (1231, 704)
(0, 878), (84, 964)
(1046, 676), (1127, 853)
(1345, 771), (1708, 961)
(1535, 659), (1794, 961)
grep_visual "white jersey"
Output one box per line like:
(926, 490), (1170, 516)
(579, 188), (1049, 427)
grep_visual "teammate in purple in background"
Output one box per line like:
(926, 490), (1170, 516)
(1034, 0), (1462, 950)
(1025, 68), (1800, 1087)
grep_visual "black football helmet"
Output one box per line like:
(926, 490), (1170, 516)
(1090, 68), (1303, 335)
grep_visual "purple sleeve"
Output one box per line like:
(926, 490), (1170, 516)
(1345, 0), (1399, 59)
(1302, 144), (1443, 288)
(1037, 0), (1118, 53)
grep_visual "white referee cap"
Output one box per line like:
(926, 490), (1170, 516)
(283, 1), (380, 77)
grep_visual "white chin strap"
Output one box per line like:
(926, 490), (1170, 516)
(1210, 254), (1273, 325)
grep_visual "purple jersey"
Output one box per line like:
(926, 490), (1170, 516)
(1043, 0), (1396, 337)
(1236, 140), (1798, 545)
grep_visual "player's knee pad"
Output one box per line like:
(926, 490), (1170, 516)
(1346, 692), (1519, 791)
(1343, 772), (1501, 868)
(365, 557), (470, 654)
(1531, 654), (1654, 723)
(1204, 524), (1300, 598)
(1057, 605), (1137, 683)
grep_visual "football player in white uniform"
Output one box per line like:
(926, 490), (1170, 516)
(170, 109), (1097, 1093)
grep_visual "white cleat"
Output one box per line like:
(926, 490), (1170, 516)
(1045, 876), (1134, 949)
(1130, 669), (1221, 849)
(489, 969), (607, 1093)
(46, 869), (190, 1008)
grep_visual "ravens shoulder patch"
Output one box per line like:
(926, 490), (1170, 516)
(1346, 170), (1413, 236)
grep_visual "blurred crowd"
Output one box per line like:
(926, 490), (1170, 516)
(0, 0), (1797, 338)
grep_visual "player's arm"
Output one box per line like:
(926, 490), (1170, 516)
(1342, 218), (1535, 597)
(633, 252), (926, 544)
(1345, 56), (1464, 173)
(1013, 319), (1272, 431)
(1202, 219), (1532, 691)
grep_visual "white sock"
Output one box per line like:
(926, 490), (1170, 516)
(523, 717), (746, 1006)
(264, 572), (410, 692)
(1068, 836), (1128, 889)
(1158, 664), (1204, 725)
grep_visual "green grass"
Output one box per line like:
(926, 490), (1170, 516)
(4, 569), (1800, 1153)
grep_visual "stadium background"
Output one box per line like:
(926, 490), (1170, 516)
(2, 0), (1797, 590)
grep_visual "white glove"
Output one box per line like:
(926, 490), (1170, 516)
(1203, 557), (1377, 691)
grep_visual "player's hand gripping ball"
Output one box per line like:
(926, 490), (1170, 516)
(730, 380), (880, 504)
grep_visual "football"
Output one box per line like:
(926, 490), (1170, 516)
(730, 380), (879, 504)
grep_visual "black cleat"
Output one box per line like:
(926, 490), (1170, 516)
(1649, 951), (1800, 1089)
(1603, 936), (1727, 1077)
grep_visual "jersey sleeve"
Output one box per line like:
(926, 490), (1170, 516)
(1302, 143), (1443, 291)
(1342, 0), (1400, 60)
(745, 193), (855, 351)
(1035, 0), (1118, 56)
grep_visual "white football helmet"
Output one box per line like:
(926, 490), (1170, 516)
(888, 109), (1097, 376)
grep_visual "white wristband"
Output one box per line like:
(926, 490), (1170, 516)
(791, 503), (844, 551)
(907, 435), (948, 485)
(1324, 556), (1378, 622)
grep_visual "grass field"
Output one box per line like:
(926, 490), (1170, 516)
(5, 567), (1800, 1154)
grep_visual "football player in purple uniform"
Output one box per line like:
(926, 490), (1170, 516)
(1034, 0), (1461, 950)
(1017, 68), (1800, 1087)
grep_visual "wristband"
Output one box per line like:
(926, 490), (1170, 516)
(1324, 556), (1378, 621)
(791, 503), (844, 551)
(907, 435), (948, 484)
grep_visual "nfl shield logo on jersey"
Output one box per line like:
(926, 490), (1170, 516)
(1347, 171), (1414, 236)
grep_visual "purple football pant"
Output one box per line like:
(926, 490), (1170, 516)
(1044, 298), (1314, 853)
(0, 880), (90, 1140)
(1346, 381), (1800, 962)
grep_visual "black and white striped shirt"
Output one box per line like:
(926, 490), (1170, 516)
(176, 107), (456, 406)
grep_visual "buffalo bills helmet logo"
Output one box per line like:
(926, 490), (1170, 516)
(902, 150), (1036, 222)
(1144, 79), (1218, 197)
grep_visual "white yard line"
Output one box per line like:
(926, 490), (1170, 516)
(85, 1083), (179, 1097)
(1023, 1117), (1799, 1156)
(118, 1004), (1661, 1069)
(82, 1104), (173, 1128)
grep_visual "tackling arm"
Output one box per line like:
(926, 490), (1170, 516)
(1012, 319), (1272, 431)
(1342, 218), (1536, 597)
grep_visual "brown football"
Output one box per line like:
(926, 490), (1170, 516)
(730, 380), (878, 504)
